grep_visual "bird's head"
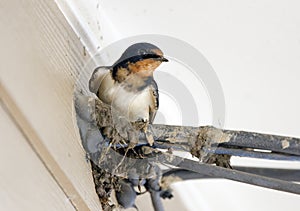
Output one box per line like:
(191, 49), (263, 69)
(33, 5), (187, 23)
(111, 42), (168, 83)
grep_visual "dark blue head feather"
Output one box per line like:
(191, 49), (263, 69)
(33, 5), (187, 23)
(116, 42), (162, 64)
(112, 43), (164, 73)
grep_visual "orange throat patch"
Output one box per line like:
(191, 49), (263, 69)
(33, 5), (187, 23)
(128, 59), (161, 77)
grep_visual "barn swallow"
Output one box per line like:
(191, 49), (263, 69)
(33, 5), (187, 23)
(89, 42), (168, 146)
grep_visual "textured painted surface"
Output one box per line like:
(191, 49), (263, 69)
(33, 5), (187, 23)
(0, 103), (76, 211)
(0, 1), (102, 210)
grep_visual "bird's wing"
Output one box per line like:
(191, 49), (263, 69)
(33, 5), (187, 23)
(149, 79), (159, 124)
(89, 66), (110, 94)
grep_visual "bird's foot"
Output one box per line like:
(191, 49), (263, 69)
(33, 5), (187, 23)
(145, 131), (154, 146)
(132, 118), (147, 130)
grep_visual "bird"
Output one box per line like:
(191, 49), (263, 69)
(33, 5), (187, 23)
(89, 42), (168, 147)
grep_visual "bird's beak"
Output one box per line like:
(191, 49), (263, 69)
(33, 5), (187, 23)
(160, 57), (169, 62)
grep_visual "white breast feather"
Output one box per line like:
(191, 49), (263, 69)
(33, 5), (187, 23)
(97, 72), (153, 122)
